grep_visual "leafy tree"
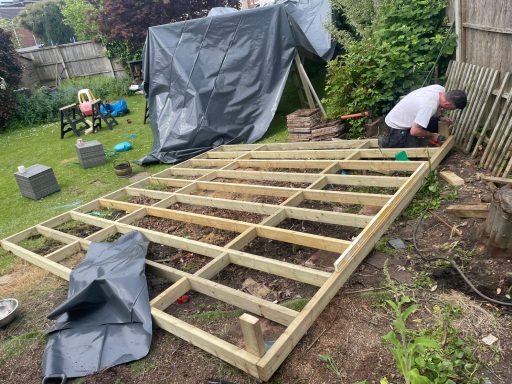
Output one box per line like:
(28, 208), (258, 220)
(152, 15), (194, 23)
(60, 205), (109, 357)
(0, 27), (22, 131)
(90, 0), (240, 64)
(19, 0), (75, 45)
(61, 0), (100, 41)
(323, 0), (455, 123)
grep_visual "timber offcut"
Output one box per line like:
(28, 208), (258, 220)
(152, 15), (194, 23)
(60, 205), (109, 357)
(1, 138), (454, 381)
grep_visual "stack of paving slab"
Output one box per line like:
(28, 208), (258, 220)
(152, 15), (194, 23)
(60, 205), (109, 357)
(287, 109), (343, 142)
(75, 140), (106, 169)
(14, 164), (60, 200)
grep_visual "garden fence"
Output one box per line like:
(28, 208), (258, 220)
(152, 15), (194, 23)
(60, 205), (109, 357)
(16, 41), (127, 88)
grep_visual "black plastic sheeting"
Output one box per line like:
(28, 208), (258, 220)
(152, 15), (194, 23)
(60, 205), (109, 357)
(42, 231), (152, 379)
(139, 0), (333, 164)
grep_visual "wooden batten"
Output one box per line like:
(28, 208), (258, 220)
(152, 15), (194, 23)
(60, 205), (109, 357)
(0, 138), (453, 381)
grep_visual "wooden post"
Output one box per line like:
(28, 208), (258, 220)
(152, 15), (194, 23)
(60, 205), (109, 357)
(56, 45), (70, 79)
(485, 185), (512, 257)
(239, 313), (266, 357)
(294, 53), (315, 109)
(294, 53), (327, 118)
(454, 0), (466, 62)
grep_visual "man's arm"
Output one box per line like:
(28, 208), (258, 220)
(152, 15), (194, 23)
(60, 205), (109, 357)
(410, 123), (439, 140)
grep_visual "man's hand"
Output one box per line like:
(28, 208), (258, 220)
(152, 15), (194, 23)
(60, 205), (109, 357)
(440, 116), (454, 125)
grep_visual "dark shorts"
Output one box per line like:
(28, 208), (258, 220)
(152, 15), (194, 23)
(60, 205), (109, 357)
(379, 117), (439, 148)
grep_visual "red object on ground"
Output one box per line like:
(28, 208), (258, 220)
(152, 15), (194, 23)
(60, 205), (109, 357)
(176, 295), (190, 304)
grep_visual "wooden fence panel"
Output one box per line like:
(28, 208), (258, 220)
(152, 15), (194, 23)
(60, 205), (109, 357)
(450, 0), (512, 75)
(17, 41), (127, 87)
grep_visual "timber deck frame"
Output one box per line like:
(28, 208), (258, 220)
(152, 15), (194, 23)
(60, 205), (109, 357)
(1, 138), (454, 381)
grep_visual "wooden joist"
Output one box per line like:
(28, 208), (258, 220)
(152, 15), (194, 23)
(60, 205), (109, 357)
(0, 138), (453, 381)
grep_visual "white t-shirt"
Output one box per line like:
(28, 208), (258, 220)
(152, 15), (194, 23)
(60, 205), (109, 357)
(385, 85), (444, 130)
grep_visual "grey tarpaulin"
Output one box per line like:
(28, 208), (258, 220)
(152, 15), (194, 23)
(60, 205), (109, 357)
(42, 231), (152, 379)
(139, 0), (332, 164)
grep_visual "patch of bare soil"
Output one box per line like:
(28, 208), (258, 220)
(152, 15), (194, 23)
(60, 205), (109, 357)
(213, 177), (311, 189)
(324, 183), (397, 195)
(276, 218), (359, 241)
(135, 215), (240, 246)
(128, 195), (160, 206)
(147, 243), (212, 273)
(54, 221), (102, 238)
(240, 236), (330, 266)
(298, 199), (363, 213)
(212, 263), (317, 302)
(169, 203), (266, 224)
(191, 188), (287, 205)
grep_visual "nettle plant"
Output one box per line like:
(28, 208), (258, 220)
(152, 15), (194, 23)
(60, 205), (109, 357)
(324, 0), (456, 121)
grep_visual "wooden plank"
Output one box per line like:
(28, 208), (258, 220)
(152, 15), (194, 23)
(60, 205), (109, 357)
(150, 277), (191, 311)
(463, 22), (512, 35)
(45, 241), (82, 263)
(446, 204), (490, 218)
(0, 241), (71, 281)
(240, 314), (266, 357)
(258, 163), (432, 381)
(325, 174), (407, 188)
(439, 171), (465, 186)
(152, 309), (261, 378)
(146, 260), (298, 326)
(455, 0), (465, 61)
(226, 250), (329, 288)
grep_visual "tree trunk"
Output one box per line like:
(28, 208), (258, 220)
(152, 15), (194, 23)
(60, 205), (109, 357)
(485, 185), (512, 257)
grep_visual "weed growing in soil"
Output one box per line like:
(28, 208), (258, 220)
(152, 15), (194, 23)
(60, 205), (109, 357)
(403, 169), (442, 219)
(381, 265), (483, 384)
(318, 353), (343, 379)
(0, 331), (44, 362)
(281, 298), (309, 311)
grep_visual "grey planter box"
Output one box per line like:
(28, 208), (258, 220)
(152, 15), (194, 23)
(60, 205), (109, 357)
(14, 164), (60, 200)
(75, 140), (106, 169)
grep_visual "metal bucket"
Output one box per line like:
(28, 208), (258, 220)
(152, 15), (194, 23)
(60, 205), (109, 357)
(113, 160), (132, 177)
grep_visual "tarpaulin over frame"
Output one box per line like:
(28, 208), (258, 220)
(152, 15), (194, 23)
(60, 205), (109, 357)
(140, 0), (332, 164)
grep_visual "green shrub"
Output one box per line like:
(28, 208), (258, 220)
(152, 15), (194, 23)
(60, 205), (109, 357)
(324, 0), (455, 120)
(11, 76), (132, 127)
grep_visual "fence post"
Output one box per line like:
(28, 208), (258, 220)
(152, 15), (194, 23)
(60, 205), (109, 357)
(454, 0), (466, 62)
(56, 45), (70, 79)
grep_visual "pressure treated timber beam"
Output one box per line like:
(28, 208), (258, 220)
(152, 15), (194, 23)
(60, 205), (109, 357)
(124, 187), (174, 201)
(217, 140), (377, 151)
(257, 163), (430, 381)
(36, 225), (84, 245)
(150, 277), (191, 310)
(45, 241), (82, 263)
(325, 174), (406, 188)
(98, 198), (353, 252)
(152, 309), (262, 378)
(0, 240), (71, 281)
(93, 218), (330, 287)
(240, 314), (266, 358)
(146, 260), (298, 326)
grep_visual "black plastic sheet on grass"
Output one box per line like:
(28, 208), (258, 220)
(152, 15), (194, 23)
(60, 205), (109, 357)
(42, 231), (152, 379)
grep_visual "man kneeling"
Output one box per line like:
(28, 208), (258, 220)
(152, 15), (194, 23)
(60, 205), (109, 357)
(379, 85), (467, 148)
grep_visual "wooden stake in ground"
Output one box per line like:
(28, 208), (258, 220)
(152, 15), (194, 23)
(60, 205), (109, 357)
(485, 185), (512, 257)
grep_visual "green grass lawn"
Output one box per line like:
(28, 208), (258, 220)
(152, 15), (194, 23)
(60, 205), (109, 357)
(0, 94), (168, 243)
(0, 63), (326, 265)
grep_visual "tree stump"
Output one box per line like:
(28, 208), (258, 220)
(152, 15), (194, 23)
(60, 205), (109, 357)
(485, 185), (512, 257)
